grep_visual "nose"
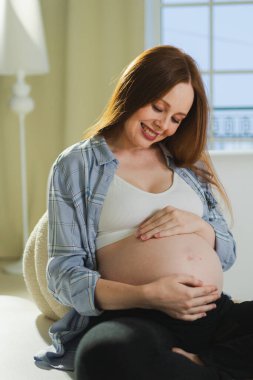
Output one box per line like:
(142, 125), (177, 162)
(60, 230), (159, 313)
(153, 113), (171, 132)
(153, 115), (179, 137)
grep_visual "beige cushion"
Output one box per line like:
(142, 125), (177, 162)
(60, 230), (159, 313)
(23, 212), (70, 320)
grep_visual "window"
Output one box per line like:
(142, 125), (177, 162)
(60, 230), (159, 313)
(145, 0), (253, 150)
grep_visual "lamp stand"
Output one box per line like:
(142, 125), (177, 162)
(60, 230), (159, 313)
(3, 70), (34, 275)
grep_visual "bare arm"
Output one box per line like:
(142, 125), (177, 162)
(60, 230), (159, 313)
(94, 275), (220, 321)
(94, 278), (146, 311)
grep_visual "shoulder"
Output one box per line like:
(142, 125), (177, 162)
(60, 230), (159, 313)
(52, 135), (108, 175)
(160, 143), (215, 203)
(48, 137), (108, 198)
(168, 155), (210, 195)
(159, 142), (205, 184)
(182, 164), (210, 193)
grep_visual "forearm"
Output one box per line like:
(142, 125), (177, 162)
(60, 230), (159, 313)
(94, 278), (149, 311)
(47, 255), (105, 316)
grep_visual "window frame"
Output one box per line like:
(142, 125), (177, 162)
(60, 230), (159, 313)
(144, 0), (253, 150)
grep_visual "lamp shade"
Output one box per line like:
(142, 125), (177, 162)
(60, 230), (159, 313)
(0, 0), (49, 75)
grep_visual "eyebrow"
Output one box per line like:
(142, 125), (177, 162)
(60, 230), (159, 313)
(160, 98), (187, 116)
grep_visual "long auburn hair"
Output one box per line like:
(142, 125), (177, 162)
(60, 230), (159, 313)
(83, 45), (231, 216)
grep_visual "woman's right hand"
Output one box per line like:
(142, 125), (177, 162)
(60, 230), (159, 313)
(142, 274), (220, 321)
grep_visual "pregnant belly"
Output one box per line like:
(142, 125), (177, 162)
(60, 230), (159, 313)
(96, 233), (223, 295)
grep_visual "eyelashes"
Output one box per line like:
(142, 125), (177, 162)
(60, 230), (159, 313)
(151, 104), (181, 124)
(172, 118), (180, 124)
(152, 104), (163, 112)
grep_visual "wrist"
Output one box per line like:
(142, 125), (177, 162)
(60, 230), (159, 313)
(94, 278), (153, 311)
(139, 283), (154, 310)
(128, 283), (152, 309)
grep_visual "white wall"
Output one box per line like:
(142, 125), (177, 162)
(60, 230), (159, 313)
(210, 151), (253, 301)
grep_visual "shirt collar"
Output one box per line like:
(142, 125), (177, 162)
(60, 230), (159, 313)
(90, 135), (119, 166)
(158, 142), (174, 168)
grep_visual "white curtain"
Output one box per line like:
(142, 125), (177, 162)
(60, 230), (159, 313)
(0, 0), (144, 259)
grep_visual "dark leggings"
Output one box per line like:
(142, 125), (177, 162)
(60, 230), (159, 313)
(74, 294), (253, 380)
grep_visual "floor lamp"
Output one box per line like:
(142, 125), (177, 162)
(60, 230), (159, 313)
(0, 0), (49, 274)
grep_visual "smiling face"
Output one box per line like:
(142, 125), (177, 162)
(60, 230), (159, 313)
(113, 82), (195, 151)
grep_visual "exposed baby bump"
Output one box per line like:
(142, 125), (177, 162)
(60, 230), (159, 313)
(97, 233), (223, 294)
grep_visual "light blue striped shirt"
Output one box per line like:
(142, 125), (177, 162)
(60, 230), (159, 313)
(34, 134), (236, 371)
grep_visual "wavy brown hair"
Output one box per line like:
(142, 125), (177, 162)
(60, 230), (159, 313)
(83, 45), (232, 215)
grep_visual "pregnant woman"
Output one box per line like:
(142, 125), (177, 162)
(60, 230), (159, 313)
(35, 46), (253, 379)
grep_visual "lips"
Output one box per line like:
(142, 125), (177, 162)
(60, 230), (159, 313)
(141, 123), (159, 141)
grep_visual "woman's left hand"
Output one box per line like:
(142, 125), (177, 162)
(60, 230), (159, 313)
(136, 205), (211, 241)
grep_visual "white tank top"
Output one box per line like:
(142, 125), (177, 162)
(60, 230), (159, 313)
(96, 172), (203, 249)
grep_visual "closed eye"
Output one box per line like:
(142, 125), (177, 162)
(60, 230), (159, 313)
(152, 104), (163, 112)
(172, 117), (180, 124)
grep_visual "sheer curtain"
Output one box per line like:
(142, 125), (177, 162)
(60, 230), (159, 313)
(0, 0), (144, 259)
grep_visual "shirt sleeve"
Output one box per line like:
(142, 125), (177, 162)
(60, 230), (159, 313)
(46, 160), (103, 316)
(202, 182), (236, 271)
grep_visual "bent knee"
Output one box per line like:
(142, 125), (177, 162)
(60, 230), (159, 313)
(77, 317), (158, 354)
(75, 317), (163, 377)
